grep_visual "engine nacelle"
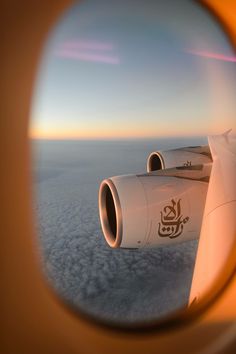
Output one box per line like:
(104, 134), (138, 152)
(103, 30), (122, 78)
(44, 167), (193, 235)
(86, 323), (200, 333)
(99, 164), (211, 249)
(147, 145), (212, 172)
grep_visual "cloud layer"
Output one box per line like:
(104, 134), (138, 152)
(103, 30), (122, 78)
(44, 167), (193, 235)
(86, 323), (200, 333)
(33, 138), (202, 323)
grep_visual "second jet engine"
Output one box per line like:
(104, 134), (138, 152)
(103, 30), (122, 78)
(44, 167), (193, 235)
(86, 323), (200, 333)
(147, 145), (212, 172)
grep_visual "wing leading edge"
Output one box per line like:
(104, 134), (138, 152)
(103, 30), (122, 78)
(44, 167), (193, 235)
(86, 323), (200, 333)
(189, 130), (236, 305)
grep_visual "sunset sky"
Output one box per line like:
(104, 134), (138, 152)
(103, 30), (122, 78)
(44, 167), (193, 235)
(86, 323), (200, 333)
(30, 0), (236, 140)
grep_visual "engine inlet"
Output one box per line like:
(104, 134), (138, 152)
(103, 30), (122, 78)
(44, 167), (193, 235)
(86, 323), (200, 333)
(147, 152), (164, 172)
(99, 179), (122, 248)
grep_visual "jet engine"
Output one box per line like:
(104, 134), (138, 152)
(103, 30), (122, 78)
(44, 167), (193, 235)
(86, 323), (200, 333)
(99, 164), (211, 249)
(147, 145), (212, 172)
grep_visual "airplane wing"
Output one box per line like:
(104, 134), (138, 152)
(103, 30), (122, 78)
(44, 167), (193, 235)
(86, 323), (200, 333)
(189, 130), (236, 305)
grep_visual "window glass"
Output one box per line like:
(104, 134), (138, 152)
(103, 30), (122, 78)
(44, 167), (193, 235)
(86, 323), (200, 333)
(31, 0), (236, 324)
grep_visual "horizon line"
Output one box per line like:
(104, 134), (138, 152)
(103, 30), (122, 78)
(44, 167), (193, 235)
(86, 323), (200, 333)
(29, 134), (208, 141)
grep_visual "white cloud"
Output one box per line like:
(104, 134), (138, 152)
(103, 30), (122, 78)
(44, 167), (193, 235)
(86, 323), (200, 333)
(33, 139), (199, 323)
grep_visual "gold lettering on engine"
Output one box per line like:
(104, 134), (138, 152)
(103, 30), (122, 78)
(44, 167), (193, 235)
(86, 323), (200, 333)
(158, 199), (189, 239)
(183, 160), (192, 166)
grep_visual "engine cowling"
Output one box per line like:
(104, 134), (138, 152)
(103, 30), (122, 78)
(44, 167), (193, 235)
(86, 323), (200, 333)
(99, 164), (211, 249)
(147, 145), (212, 172)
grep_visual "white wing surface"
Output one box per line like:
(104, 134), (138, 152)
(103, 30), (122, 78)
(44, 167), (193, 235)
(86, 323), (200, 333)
(189, 131), (236, 305)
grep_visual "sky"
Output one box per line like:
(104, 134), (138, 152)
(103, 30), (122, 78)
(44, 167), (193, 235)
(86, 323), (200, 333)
(30, 0), (236, 140)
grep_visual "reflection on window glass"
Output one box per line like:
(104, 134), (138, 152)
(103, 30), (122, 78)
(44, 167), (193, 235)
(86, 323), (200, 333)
(31, 0), (236, 323)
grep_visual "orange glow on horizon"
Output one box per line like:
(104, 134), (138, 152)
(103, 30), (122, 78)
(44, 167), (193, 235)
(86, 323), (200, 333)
(29, 129), (189, 140)
(29, 122), (206, 139)
(29, 124), (227, 140)
(30, 111), (235, 141)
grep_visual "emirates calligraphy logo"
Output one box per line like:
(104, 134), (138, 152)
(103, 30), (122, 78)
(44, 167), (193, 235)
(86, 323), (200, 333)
(183, 160), (192, 166)
(158, 199), (189, 239)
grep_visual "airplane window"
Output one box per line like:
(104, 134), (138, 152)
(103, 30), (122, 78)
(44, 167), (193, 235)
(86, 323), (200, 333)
(30, 0), (236, 325)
